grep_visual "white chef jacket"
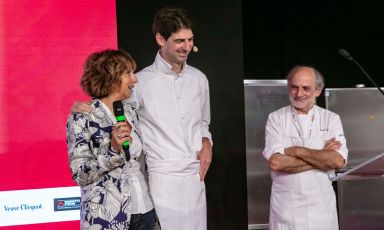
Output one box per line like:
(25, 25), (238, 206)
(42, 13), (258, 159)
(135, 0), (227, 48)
(126, 52), (212, 230)
(263, 105), (348, 230)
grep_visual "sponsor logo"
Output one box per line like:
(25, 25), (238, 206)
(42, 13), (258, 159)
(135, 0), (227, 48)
(3, 204), (43, 212)
(53, 197), (80, 211)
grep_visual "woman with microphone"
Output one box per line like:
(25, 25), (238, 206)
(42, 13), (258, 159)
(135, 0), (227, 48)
(66, 49), (156, 230)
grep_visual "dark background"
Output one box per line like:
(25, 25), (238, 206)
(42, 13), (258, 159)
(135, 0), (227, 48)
(116, 1), (384, 229)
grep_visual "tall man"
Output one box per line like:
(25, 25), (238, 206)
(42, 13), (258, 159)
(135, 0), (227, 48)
(72, 6), (212, 230)
(263, 66), (348, 230)
(129, 6), (212, 230)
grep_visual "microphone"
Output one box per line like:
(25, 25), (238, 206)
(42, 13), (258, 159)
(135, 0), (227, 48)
(192, 46), (199, 53)
(338, 49), (353, 61)
(339, 48), (384, 96)
(112, 100), (130, 160)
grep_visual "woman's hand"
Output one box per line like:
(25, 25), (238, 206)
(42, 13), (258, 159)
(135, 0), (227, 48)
(111, 121), (132, 152)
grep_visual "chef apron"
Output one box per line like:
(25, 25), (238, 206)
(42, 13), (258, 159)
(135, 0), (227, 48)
(148, 158), (207, 230)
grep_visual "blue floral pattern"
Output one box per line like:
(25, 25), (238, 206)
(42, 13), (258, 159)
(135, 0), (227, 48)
(66, 99), (144, 229)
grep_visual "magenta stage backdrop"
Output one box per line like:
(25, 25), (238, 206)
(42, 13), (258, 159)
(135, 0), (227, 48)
(0, 1), (117, 229)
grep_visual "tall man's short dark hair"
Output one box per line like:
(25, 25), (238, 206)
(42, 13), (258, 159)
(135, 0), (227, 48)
(152, 7), (193, 40)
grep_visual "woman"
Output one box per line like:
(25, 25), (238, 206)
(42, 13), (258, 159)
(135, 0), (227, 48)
(66, 49), (155, 229)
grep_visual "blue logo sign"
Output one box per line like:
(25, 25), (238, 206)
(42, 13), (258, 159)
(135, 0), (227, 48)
(53, 197), (80, 211)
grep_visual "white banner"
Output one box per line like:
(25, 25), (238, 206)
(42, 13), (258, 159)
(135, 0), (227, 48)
(0, 186), (81, 226)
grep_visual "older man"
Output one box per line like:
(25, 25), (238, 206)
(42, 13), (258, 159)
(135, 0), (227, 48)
(263, 65), (348, 230)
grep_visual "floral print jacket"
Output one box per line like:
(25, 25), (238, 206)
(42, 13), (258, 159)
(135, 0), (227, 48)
(66, 99), (152, 229)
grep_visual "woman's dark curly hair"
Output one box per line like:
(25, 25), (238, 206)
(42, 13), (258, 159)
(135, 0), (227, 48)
(80, 49), (136, 99)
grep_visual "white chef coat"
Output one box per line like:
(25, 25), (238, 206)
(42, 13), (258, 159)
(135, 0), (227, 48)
(126, 52), (212, 230)
(263, 105), (348, 230)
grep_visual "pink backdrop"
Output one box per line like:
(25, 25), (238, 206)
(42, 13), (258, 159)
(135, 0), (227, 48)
(0, 0), (117, 228)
